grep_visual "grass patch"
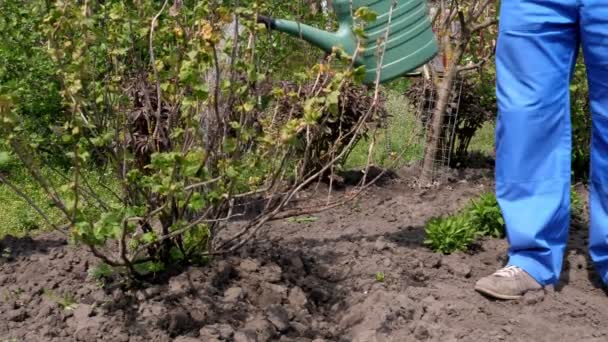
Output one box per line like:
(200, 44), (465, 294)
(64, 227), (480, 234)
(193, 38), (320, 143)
(345, 88), (425, 169)
(0, 168), (64, 238)
(468, 120), (495, 155)
(0, 165), (119, 239)
(344, 87), (498, 171)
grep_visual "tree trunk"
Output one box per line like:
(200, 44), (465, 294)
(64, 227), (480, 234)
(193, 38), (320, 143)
(419, 47), (464, 184)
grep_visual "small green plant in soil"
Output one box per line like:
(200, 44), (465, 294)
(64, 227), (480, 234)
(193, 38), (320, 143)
(571, 186), (583, 216)
(468, 193), (505, 239)
(424, 214), (478, 254)
(3, 288), (24, 302)
(43, 289), (78, 311)
(287, 216), (319, 223)
(88, 263), (115, 282)
(426, 188), (585, 254)
(424, 193), (508, 254)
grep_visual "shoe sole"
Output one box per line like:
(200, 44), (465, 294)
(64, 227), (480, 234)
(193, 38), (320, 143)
(474, 285), (522, 300)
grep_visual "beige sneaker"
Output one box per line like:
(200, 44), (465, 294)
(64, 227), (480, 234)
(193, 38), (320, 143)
(475, 265), (542, 300)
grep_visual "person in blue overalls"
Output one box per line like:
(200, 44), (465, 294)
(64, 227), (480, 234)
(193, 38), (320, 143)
(474, 0), (608, 299)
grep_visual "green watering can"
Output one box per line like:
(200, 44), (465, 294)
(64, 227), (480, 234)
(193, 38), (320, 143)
(258, 0), (438, 84)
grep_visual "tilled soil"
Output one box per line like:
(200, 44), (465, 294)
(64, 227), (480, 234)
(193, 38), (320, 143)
(1, 166), (607, 342)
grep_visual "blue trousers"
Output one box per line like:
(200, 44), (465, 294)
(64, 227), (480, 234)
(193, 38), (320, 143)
(496, 0), (608, 285)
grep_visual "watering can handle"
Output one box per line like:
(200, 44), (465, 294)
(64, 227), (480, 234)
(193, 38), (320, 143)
(257, 15), (276, 30)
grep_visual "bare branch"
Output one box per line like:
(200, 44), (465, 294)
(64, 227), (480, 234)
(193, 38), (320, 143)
(184, 177), (222, 191)
(150, 0), (169, 142)
(470, 18), (498, 33)
(131, 210), (243, 260)
(88, 245), (122, 267)
(470, 0), (495, 22)
(457, 58), (487, 72)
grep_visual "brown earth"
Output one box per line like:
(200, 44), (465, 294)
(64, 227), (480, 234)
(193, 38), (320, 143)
(1, 166), (607, 342)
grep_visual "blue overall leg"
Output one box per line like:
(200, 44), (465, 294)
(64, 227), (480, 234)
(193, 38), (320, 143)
(495, 0), (579, 285)
(581, 0), (608, 285)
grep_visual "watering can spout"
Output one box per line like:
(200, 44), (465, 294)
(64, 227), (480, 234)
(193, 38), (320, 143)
(257, 0), (439, 84)
(258, 16), (349, 55)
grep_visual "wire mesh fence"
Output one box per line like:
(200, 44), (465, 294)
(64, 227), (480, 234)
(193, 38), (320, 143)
(407, 71), (464, 185)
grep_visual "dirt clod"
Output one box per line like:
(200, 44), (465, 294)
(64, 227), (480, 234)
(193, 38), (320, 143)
(234, 330), (258, 342)
(199, 325), (222, 340)
(423, 253), (442, 268)
(288, 286), (308, 310)
(214, 323), (235, 339)
(288, 256), (305, 272)
(168, 273), (195, 294)
(413, 322), (432, 340)
(260, 264), (283, 283)
(522, 290), (545, 305)
(224, 287), (245, 303)
(173, 337), (202, 342)
(258, 282), (287, 307)
(266, 305), (290, 332)
(239, 259), (260, 273)
(290, 321), (308, 335)
(242, 315), (276, 341)
(352, 329), (378, 342)
(7, 308), (28, 322)
(442, 256), (472, 278)
(374, 237), (389, 251)
(162, 309), (194, 336)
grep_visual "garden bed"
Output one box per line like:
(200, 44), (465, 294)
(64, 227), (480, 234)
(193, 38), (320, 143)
(1, 166), (606, 342)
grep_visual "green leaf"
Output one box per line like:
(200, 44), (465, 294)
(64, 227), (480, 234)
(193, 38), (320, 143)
(226, 166), (237, 178)
(242, 101), (254, 113)
(327, 90), (340, 106)
(170, 247), (184, 262)
(355, 7), (378, 23)
(141, 232), (157, 244)
(88, 263), (114, 280)
(353, 27), (366, 38)
(353, 65), (367, 83)
(134, 261), (165, 275)
(0, 151), (12, 168)
(287, 216), (318, 223)
(193, 84), (209, 99)
(189, 192), (205, 211)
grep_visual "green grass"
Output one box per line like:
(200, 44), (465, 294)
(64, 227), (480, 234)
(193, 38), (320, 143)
(344, 86), (497, 170)
(0, 167), (64, 238)
(0, 165), (119, 239)
(468, 121), (495, 155)
(345, 88), (425, 169)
